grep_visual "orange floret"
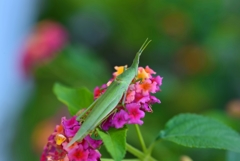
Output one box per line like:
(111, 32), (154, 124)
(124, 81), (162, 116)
(113, 65), (127, 77)
(56, 125), (64, 133)
(137, 67), (150, 80)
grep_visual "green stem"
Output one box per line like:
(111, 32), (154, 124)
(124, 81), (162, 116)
(100, 159), (113, 161)
(126, 143), (157, 161)
(146, 141), (157, 155)
(134, 124), (147, 153)
(126, 143), (145, 158)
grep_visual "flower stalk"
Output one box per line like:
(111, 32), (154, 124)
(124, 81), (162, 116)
(135, 124), (147, 153)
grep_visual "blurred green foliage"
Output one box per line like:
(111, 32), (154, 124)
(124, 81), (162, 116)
(14, 0), (240, 161)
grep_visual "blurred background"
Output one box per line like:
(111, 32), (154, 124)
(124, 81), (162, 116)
(1, 0), (240, 161)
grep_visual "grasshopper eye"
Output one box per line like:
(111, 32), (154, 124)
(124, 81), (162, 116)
(54, 134), (66, 145)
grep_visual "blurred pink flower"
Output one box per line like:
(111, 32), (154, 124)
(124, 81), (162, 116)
(22, 20), (67, 74)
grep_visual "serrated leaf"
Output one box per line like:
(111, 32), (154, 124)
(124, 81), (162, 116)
(157, 114), (240, 152)
(97, 127), (128, 161)
(53, 83), (93, 115)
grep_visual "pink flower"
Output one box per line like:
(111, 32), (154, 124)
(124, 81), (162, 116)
(62, 141), (78, 152)
(62, 116), (79, 129)
(112, 110), (128, 128)
(84, 135), (103, 149)
(137, 67), (150, 80)
(94, 84), (107, 99)
(68, 145), (89, 161)
(141, 103), (153, 113)
(75, 139), (90, 150)
(125, 90), (135, 104)
(93, 87), (101, 99)
(22, 20), (67, 74)
(41, 116), (103, 161)
(133, 93), (150, 104)
(149, 96), (161, 104)
(136, 79), (158, 96)
(47, 133), (56, 141)
(40, 153), (47, 161)
(126, 103), (145, 125)
(125, 84), (136, 103)
(145, 66), (156, 75)
(87, 149), (101, 161)
(41, 142), (67, 161)
(152, 76), (163, 86)
(64, 125), (80, 138)
(101, 114), (114, 131)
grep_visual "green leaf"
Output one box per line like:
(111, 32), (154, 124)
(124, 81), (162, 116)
(97, 127), (128, 161)
(157, 114), (240, 152)
(226, 151), (240, 161)
(53, 83), (93, 115)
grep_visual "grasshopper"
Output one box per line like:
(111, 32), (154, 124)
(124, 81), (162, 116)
(68, 39), (151, 146)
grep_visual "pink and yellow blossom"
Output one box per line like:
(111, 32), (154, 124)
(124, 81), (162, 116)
(136, 79), (158, 96)
(137, 67), (150, 80)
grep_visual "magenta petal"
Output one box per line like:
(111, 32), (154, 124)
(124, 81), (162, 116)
(141, 104), (153, 112)
(150, 96), (161, 104)
(84, 135), (103, 149)
(125, 90), (135, 103)
(87, 149), (101, 161)
(81, 139), (90, 149)
(152, 76), (163, 86)
(101, 84), (107, 89)
(93, 86), (101, 99)
(42, 142), (67, 161)
(101, 114), (114, 131)
(126, 103), (145, 125)
(47, 133), (55, 141)
(61, 116), (79, 129)
(40, 153), (47, 161)
(149, 81), (158, 93)
(145, 66), (156, 75)
(64, 125), (80, 137)
(112, 110), (128, 129)
(68, 145), (89, 161)
(134, 93), (150, 104)
(94, 84), (107, 99)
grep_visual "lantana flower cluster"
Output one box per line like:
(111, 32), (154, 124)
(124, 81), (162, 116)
(95, 66), (163, 131)
(41, 116), (102, 161)
(41, 65), (162, 161)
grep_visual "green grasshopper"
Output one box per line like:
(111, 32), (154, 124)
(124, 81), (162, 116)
(68, 39), (152, 146)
